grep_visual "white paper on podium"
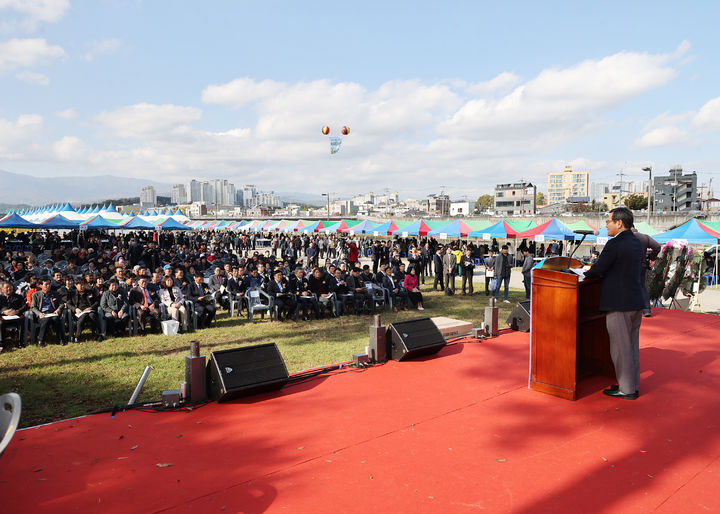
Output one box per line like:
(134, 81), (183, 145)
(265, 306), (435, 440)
(570, 268), (586, 282)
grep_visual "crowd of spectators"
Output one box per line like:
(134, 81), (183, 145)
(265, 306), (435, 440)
(0, 227), (564, 353)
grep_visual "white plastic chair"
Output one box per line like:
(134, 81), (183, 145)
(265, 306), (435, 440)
(0, 393), (21, 456)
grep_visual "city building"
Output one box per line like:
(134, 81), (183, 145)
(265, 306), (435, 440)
(171, 184), (187, 205)
(547, 165), (589, 204)
(494, 182), (537, 216)
(140, 186), (156, 207)
(450, 201), (472, 216)
(187, 201), (207, 218)
(428, 194), (450, 216)
(653, 165), (699, 212)
(239, 185), (258, 207)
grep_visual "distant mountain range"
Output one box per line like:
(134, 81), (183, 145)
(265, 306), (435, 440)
(0, 169), (170, 206)
(0, 169), (332, 208)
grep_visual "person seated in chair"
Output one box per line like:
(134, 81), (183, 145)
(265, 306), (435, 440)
(0, 281), (29, 348)
(289, 268), (319, 320)
(267, 269), (296, 321)
(330, 268), (352, 315)
(158, 276), (188, 332)
(226, 267), (247, 313)
(376, 263), (409, 311)
(30, 278), (67, 347)
(208, 265), (228, 309)
(130, 276), (161, 334)
(346, 267), (373, 314)
(67, 279), (101, 342)
(308, 267), (334, 317)
(100, 278), (130, 337)
(187, 272), (216, 329)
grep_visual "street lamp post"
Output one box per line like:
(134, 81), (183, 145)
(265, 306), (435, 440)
(321, 193), (329, 220)
(642, 166), (652, 224)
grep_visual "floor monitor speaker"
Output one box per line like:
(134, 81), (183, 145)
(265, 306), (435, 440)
(387, 317), (446, 361)
(506, 300), (531, 332)
(207, 343), (289, 402)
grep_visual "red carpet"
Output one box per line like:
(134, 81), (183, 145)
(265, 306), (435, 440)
(2, 309), (720, 513)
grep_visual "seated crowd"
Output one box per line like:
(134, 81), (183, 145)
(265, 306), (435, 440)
(0, 228), (450, 351)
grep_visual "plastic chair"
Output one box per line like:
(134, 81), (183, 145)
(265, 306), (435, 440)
(245, 287), (274, 321)
(369, 284), (387, 311)
(0, 392), (21, 456)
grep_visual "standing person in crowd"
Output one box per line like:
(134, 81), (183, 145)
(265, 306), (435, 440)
(584, 207), (645, 400)
(347, 239), (359, 268)
(460, 249), (475, 295)
(484, 250), (495, 296)
(371, 240), (382, 275)
(403, 267), (424, 310)
(631, 225), (661, 317)
(433, 246), (444, 291)
(442, 246), (456, 295)
(493, 245), (512, 303)
(521, 248), (534, 300)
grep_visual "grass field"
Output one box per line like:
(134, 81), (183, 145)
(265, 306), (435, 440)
(0, 282), (526, 428)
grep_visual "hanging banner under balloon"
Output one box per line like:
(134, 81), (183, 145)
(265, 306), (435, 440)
(329, 137), (343, 154)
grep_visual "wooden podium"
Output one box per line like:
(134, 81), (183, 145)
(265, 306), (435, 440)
(529, 267), (614, 400)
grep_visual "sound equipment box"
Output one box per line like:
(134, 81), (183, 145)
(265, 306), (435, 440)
(386, 317), (446, 361)
(506, 300), (531, 332)
(207, 343), (289, 402)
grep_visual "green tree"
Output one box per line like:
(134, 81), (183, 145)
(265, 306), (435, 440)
(474, 194), (494, 213)
(536, 192), (546, 206)
(624, 194), (648, 210)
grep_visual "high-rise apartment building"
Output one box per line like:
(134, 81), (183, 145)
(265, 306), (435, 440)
(547, 165), (589, 204)
(171, 184), (187, 205)
(140, 186), (156, 207)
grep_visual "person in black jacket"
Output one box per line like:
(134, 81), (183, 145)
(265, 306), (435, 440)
(289, 268), (318, 320)
(67, 279), (101, 342)
(584, 207), (645, 400)
(1, 281), (28, 347)
(308, 267), (334, 317)
(267, 269), (296, 321)
(100, 279), (130, 336)
(129, 276), (161, 334)
(432, 247), (445, 291)
(187, 273), (216, 328)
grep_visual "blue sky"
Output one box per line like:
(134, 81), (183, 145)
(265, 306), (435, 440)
(1, 1), (719, 200)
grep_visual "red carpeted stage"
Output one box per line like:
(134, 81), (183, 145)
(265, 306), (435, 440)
(2, 309), (720, 513)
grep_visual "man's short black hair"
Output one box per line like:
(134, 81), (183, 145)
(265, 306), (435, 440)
(609, 207), (634, 229)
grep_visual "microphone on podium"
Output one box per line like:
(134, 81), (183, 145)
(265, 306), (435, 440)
(573, 229), (599, 236)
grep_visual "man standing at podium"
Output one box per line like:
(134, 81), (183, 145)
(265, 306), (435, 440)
(584, 207), (645, 400)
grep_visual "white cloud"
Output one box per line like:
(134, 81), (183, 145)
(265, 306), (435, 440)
(56, 107), (78, 119)
(15, 69), (49, 85)
(84, 38), (122, 61)
(52, 136), (91, 161)
(0, 38), (66, 72)
(0, 113), (43, 158)
(202, 78), (285, 108)
(0, 0), (69, 32)
(96, 103), (203, 138)
(634, 126), (689, 148)
(693, 97), (720, 130)
(465, 72), (520, 96)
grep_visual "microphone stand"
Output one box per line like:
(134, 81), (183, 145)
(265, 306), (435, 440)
(567, 233), (588, 268)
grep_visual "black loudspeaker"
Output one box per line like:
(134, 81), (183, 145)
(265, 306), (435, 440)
(506, 300), (531, 332)
(387, 317), (446, 361)
(207, 343), (289, 402)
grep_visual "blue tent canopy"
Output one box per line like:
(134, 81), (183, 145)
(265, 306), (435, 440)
(468, 220), (510, 238)
(0, 213), (38, 229)
(81, 215), (119, 230)
(156, 217), (192, 230)
(653, 218), (720, 245)
(40, 214), (80, 229)
(352, 219), (378, 234)
(122, 216), (156, 230)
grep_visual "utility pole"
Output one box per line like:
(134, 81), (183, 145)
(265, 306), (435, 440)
(617, 169), (625, 207)
(642, 166), (652, 224)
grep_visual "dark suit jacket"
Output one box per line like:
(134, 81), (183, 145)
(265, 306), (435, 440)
(584, 229), (645, 311)
(187, 281), (212, 304)
(129, 286), (159, 309)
